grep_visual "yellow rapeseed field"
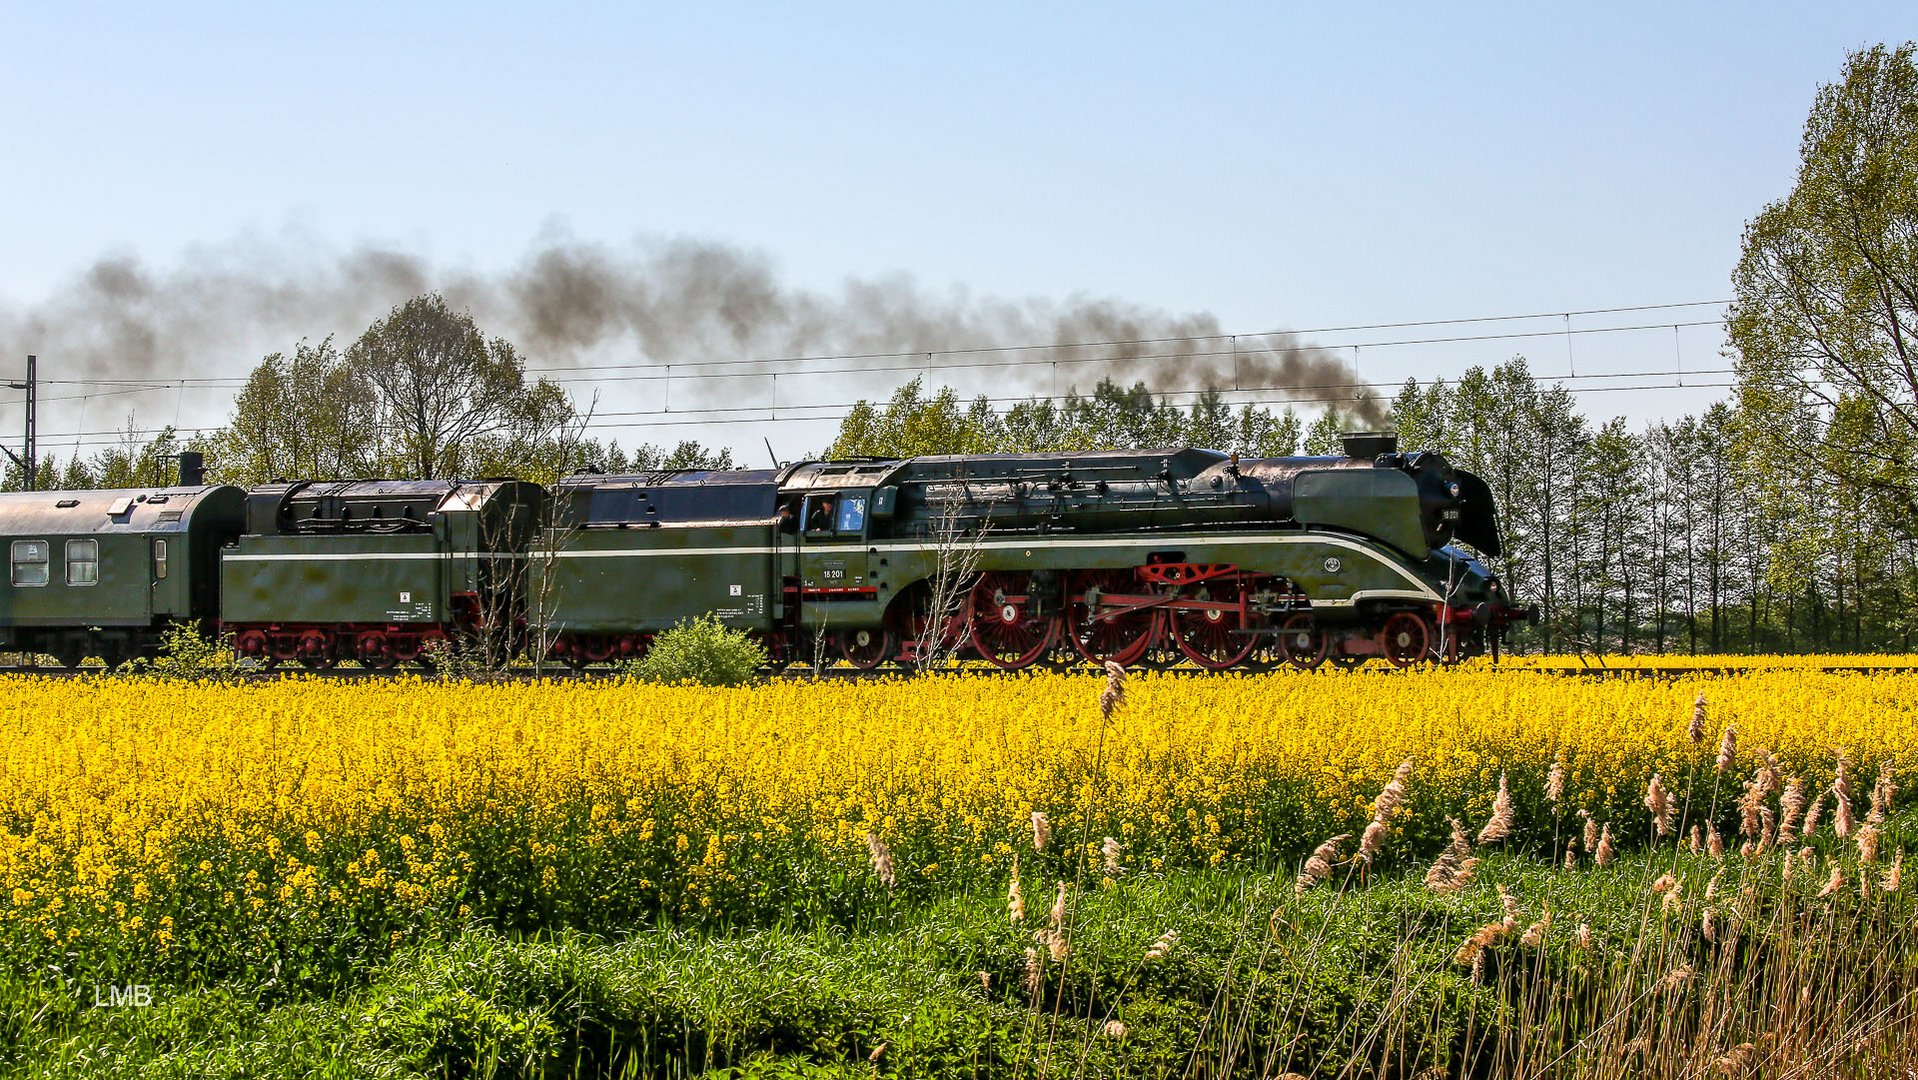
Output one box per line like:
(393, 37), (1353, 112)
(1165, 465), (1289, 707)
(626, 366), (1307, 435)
(1, 661), (1913, 979)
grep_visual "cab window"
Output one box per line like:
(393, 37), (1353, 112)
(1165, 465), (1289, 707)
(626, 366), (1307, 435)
(835, 496), (868, 534)
(11, 540), (49, 587)
(65, 539), (99, 586)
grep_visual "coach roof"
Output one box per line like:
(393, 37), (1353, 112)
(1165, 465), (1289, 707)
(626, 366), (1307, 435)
(0, 485), (246, 534)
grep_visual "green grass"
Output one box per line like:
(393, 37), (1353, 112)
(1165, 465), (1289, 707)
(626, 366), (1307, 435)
(6, 850), (1915, 1079)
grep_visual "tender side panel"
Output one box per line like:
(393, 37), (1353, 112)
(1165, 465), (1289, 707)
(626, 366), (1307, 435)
(220, 535), (445, 625)
(537, 522), (777, 633)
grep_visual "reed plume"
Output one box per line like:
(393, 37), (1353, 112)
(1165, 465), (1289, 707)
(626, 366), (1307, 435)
(1101, 836), (1123, 875)
(1008, 858), (1025, 923)
(1358, 820), (1390, 865)
(1817, 864), (1846, 898)
(1777, 777), (1806, 843)
(1868, 759), (1896, 826)
(1546, 755), (1566, 806)
(1739, 760), (1777, 841)
(1359, 758), (1414, 864)
(1144, 929), (1178, 961)
(865, 832), (896, 888)
(1296, 834), (1348, 894)
(1656, 963), (1694, 993)
(1477, 772), (1515, 844)
(1373, 757), (1414, 822)
(1424, 818), (1479, 894)
(1099, 660), (1127, 720)
(1520, 906), (1552, 947)
(1856, 823), (1880, 864)
(1803, 792), (1825, 837)
(1454, 919), (1510, 968)
(1690, 692), (1707, 744)
(1031, 811), (1051, 852)
(1716, 723), (1737, 771)
(1645, 773), (1674, 838)
(1596, 823), (1616, 866)
(1832, 760), (1855, 839)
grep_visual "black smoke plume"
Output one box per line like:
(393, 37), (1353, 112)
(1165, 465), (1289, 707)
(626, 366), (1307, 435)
(0, 235), (1381, 424)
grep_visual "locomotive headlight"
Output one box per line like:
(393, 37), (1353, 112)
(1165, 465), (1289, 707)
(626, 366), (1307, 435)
(1447, 481), (1461, 497)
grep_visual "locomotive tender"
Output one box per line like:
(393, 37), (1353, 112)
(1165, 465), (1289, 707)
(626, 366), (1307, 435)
(0, 432), (1531, 672)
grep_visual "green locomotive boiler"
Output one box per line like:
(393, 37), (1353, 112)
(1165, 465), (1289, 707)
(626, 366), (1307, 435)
(538, 432), (1530, 670)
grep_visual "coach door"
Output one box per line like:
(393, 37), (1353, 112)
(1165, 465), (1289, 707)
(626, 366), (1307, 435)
(798, 490), (876, 604)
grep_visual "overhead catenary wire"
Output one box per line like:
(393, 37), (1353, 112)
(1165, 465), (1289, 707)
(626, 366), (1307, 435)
(3, 297), (1742, 452)
(21, 299), (1733, 391)
(25, 368), (1741, 449)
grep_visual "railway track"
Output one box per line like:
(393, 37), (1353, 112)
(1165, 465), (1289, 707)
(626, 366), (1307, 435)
(0, 662), (1911, 681)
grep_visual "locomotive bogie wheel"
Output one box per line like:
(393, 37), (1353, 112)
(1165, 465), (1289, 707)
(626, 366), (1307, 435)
(1065, 569), (1157, 666)
(967, 571), (1056, 669)
(1277, 613), (1329, 670)
(1381, 612), (1434, 668)
(1169, 585), (1261, 670)
(837, 627), (895, 670)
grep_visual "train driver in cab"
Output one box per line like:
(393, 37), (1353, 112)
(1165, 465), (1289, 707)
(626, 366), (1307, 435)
(805, 496), (836, 534)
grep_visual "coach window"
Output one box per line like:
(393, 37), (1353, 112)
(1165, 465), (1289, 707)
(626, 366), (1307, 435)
(65, 539), (99, 586)
(11, 540), (49, 587)
(153, 539), (168, 579)
(835, 495), (867, 534)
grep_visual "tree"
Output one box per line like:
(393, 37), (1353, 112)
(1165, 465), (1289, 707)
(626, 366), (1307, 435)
(1730, 43), (1918, 535)
(349, 293), (555, 480)
(825, 377), (997, 459)
(210, 337), (383, 485)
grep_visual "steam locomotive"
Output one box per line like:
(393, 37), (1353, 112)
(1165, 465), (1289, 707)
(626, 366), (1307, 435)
(0, 433), (1531, 672)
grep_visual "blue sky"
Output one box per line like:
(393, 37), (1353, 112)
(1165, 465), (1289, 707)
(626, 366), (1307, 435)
(1, 3), (1910, 458)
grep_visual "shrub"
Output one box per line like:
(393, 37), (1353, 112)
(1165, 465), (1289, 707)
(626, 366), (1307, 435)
(627, 614), (766, 687)
(139, 619), (241, 680)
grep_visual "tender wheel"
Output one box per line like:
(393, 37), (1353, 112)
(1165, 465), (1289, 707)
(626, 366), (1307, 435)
(1382, 612), (1434, 668)
(967, 571), (1057, 669)
(836, 627), (894, 670)
(1169, 583), (1262, 670)
(356, 632), (397, 670)
(1065, 569), (1157, 666)
(582, 636), (616, 667)
(1277, 613), (1329, 670)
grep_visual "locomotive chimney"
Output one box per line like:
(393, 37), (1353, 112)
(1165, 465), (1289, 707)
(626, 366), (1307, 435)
(177, 451), (205, 487)
(1338, 431), (1398, 459)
